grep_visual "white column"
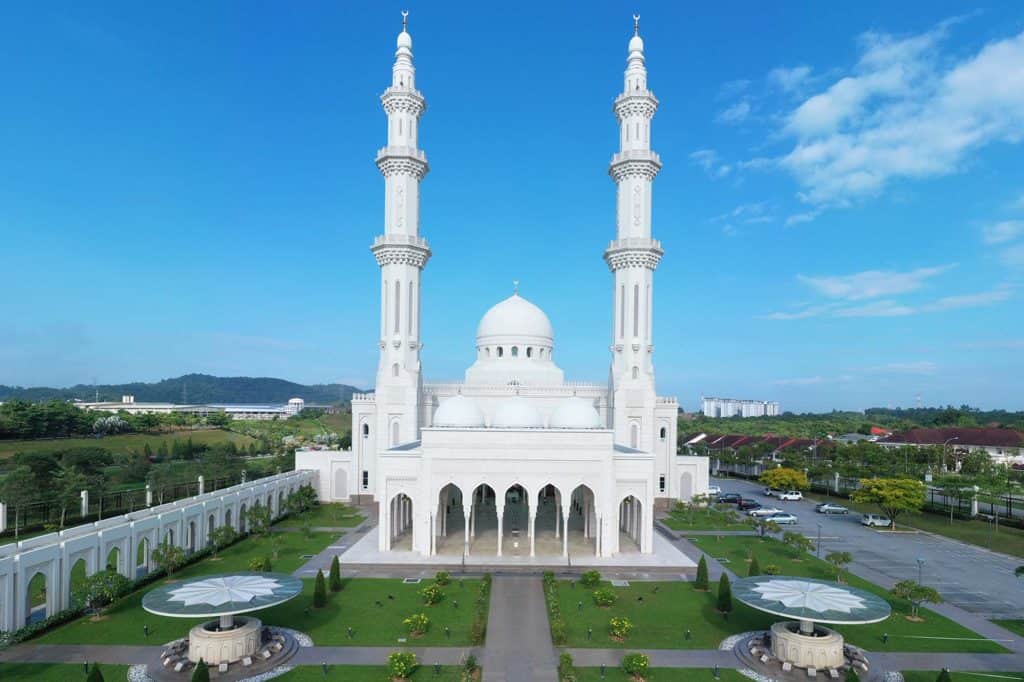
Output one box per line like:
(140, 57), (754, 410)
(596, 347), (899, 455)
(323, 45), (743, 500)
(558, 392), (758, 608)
(0, 502), (7, 533)
(555, 494), (561, 539)
(145, 484), (153, 507)
(197, 476), (205, 495)
(470, 502), (476, 539)
(496, 505), (504, 557)
(595, 515), (601, 556)
(464, 508), (471, 555)
(562, 505), (571, 558)
(80, 490), (89, 517)
(529, 505), (536, 557)
(430, 513), (436, 556)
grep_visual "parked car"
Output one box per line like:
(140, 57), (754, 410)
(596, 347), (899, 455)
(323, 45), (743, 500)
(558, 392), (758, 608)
(778, 490), (804, 501)
(738, 499), (762, 511)
(765, 512), (799, 525)
(748, 506), (783, 517)
(763, 487), (782, 497)
(707, 485), (722, 496)
(717, 493), (742, 504)
(861, 513), (892, 528)
(815, 503), (849, 514)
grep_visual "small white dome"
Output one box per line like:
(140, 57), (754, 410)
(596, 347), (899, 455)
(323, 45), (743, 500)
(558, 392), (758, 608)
(477, 294), (553, 342)
(491, 396), (544, 428)
(433, 395), (485, 428)
(550, 397), (603, 429)
(629, 34), (644, 53)
(397, 30), (412, 49)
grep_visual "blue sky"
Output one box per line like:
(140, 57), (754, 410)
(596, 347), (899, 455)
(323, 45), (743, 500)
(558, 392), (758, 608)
(1, 2), (1022, 412)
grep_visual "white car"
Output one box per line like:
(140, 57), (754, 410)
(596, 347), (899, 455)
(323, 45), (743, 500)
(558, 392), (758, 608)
(763, 487), (782, 497)
(765, 512), (799, 525)
(778, 491), (804, 501)
(861, 513), (892, 528)
(707, 485), (722, 496)
(748, 506), (783, 518)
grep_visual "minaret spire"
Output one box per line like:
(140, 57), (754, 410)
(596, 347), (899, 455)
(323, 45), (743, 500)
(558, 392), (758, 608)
(371, 13), (431, 447)
(605, 16), (663, 452)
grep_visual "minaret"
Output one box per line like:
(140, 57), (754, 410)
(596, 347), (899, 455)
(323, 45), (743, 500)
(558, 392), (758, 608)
(606, 16), (663, 453)
(372, 11), (430, 448)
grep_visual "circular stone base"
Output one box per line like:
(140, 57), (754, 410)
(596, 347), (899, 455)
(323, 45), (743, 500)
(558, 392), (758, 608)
(770, 621), (844, 670)
(189, 616), (261, 664)
(136, 627), (309, 682)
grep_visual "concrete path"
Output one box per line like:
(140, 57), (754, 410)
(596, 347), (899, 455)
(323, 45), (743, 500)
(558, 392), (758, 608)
(567, 648), (738, 667)
(482, 576), (558, 681)
(0, 644), (162, 665)
(293, 646), (474, 665)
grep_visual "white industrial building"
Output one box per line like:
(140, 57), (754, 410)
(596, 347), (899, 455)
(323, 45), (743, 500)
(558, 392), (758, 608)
(701, 396), (780, 418)
(296, 18), (708, 560)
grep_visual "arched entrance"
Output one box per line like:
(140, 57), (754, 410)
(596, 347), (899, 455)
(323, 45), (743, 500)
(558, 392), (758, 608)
(531, 484), (565, 557)
(164, 528), (174, 546)
(239, 504), (248, 534)
(136, 537), (151, 577)
(466, 484), (497, 556)
(266, 493), (274, 516)
(568, 484), (598, 557)
(435, 483), (465, 556)
(187, 521), (197, 552)
(500, 484), (529, 558)
(388, 493), (413, 551)
(618, 495), (642, 553)
(105, 547), (120, 572)
(207, 514), (216, 546)
(679, 472), (694, 502)
(224, 508), (233, 532)
(25, 571), (47, 625)
(69, 558), (88, 607)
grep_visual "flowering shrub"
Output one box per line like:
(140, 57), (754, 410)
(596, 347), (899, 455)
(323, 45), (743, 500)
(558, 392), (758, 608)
(592, 587), (618, 607)
(621, 652), (649, 680)
(609, 616), (634, 640)
(420, 583), (444, 606)
(579, 570), (601, 588)
(403, 612), (430, 636)
(388, 651), (417, 679)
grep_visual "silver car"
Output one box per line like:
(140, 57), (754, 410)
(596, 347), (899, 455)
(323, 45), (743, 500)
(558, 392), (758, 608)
(766, 512), (799, 525)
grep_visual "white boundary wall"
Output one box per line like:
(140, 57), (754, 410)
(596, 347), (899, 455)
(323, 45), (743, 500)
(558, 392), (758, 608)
(0, 469), (316, 633)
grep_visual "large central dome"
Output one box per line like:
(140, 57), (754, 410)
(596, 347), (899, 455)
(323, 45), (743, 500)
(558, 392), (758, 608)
(476, 294), (553, 343)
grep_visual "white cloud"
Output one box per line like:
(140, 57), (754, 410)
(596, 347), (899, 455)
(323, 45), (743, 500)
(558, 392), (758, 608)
(690, 149), (732, 178)
(717, 100), (752, 124)
(785, 209), (822, 226)
(769, 65), (812, 93)
(1014, 193), (1024, 210)
(982, 220), (1024, 245)
(833, 300), (916, 317)
(774, 375), (824, 386)
(718, 79), (752, 99)
(921, 287), (1012, 311)
(777, 24), (1024, 208)
(1001, 243), (1024, 267)
(713, 202), (772, 224)
(764, 304), (837, 320)
(739, 157), (775, 171)
(868, 361), (937, 375)
(796, 265), (953, 300)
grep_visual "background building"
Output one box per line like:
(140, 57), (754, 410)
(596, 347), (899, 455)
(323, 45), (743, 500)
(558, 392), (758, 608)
(701, 396), (780, 418)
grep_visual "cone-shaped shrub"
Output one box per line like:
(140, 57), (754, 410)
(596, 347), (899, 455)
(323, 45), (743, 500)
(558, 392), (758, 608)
(695, 555), (709, 591)
(717, 573), (733, 614)
(313, 569), (327, 608)
(329, 555), (342, 592)
(260, 556), (272, 572)
(86, 663), (105, 682)
(191, 660), (210, 682)
(936, 671), (952, 682)
(748, 556), (761, 576)
(845, 669), (860, 682)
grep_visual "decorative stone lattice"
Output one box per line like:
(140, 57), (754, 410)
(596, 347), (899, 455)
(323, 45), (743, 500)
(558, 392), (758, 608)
(381, 89), (426, 117)
(613, 94), (658, 121)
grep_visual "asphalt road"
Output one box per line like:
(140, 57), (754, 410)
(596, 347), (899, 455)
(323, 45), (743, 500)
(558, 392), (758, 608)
(714, 476), (1024, 620)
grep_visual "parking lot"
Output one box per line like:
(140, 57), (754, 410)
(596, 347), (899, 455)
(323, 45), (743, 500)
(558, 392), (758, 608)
(715, 477), (1024, 620)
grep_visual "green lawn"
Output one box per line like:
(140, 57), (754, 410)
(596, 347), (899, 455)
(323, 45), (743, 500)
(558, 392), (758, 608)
(805, 492), (1024, 559)
(553, 537), (1006, 653)
(661, 504), (752, 532)
(0, 663), (130, 681)
(576, 668), (748, 681)
(274, 502), (364, 529)
(34, 530), (334, 645)
(993, 620), (1024, 637)
(900, 673), (1024, 682)
(0, 429), (257, 458)
(275, 665), (462, 681)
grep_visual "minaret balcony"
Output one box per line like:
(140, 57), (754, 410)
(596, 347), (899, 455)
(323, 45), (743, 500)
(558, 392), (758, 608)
(381, 87), (426, 116)
(609, 150), (662, 182)
(371, 234), (432, 269)
(603, 238), (663, 271)
(613, 92), (659, 120)
(376, 146), (429, 179)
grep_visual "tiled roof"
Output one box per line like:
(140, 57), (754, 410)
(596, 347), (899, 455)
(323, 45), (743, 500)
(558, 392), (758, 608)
(879, 427), (1023, 447)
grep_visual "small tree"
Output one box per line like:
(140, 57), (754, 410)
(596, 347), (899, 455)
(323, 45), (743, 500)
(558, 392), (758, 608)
(246, 504), (272, 537)
(748, 556), (761, 576)
(86, 662), (105, 682)
(403, 612), (430, 636)
(621, 652), (649, 681)
(0, 466), (37, 538)
(845, 669), (860, 682)
(782, 531), (814, 559)
(592, 587), (618, 607)
(420, 583), (444, 605)
(609, 616), (634, 641)
(434, 570), (451, 586)
(717, 573), (733, 614)
(763, 564), (781, 575)
(759, 467), (809, 491)
(936, 670), (952, 682)
(191, 659), (210, 682)
(313, 569), (327, 608)
(579, 570), (601, 588)
(891, 580), (942, 619)
(388, 651), (417, 680)
(851, 478), (925, 531)
(826, 551), (853, 583)
(152, 542), (186, 575)
(695, 555), (709, 591)
(208, 525), (236, 556)
(75, 570), (131, 616)
(329, 555), (343, 592)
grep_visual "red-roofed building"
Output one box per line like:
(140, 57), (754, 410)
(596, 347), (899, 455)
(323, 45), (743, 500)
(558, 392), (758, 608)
(878, 427), (1023, 465)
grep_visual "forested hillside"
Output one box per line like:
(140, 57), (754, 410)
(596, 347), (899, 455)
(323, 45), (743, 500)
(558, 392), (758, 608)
(0, 374), (362, 405)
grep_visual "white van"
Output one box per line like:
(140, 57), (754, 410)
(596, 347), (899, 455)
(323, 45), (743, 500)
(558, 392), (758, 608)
(861, 513), (892, 528)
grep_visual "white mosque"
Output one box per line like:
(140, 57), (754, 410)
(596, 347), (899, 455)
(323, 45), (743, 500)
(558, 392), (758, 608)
(296, 15), (709, 560)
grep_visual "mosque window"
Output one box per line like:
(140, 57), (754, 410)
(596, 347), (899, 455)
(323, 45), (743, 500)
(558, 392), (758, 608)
(526, 347), (533, 358)
(362, 470), (369, 489)
(633, 284), (640, 336)
(511, 346), (519, 358)
(660, 427), (667, 439)
(485, 347), (491, 358)
(630, 423), (639, 449)
(497, 347), (504, 358)
(362, 424), (369, 437)
(391, 421), (400, 447)
(632, 366), (639, 379)
(619, 285), (625, 338)
(392, 363), (400, 377)
(659, 475), (665, 492)
(394, 281), (401, 333)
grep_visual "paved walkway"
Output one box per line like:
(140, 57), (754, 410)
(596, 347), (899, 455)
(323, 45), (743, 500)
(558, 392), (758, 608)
(482, 576), (557, 681)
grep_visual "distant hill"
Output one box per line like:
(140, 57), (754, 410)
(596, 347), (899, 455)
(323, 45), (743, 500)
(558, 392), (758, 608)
(0, 374), (363, 405)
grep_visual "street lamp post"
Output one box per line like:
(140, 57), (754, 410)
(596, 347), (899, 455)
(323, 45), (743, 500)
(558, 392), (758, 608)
(816, 523), (823, 559)
(941, 437), (959, 473)
(916, 557), (925, 585)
